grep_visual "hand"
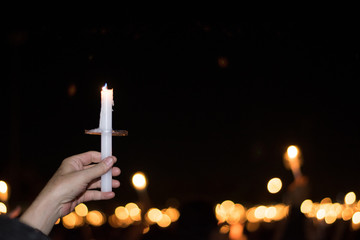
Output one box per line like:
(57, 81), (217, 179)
(20, 151), (120, 235)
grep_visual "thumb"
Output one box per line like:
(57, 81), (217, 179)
(82, 156), (116, 182)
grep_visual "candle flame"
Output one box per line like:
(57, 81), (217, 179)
(102, 83), (108, 90)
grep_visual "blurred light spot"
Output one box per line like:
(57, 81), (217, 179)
(215, 204), (227, 223)
(316, 209), (325, 220)
(227, 204), (246, 224)
(55, 218), (60, 225)
(75, 203), (88, 217)
(157, 213), (171, 228)
(164, 207), (180, 222)
(62, 212), (77, 229)
(325, 209), (337, 224)
(352, 212), (360, 224)
(221, 200), (235, 212)
(229, 223), (244, 240)
(125, 202), (139, 211)
(132, 172), (147, 190)
(273, 204), (289, 221)
(218, 57), (229, 68)
(108, 214), (120, 228)
(67, 83), (77, 97)
(255, 206), (267, 219)
(86, 210), (105, 226)
(320, 197), (332, 204)
(129, 207), (141, 221)
(287, 145), (299, 159)
(147, 208), (162, 223)
(219, 224), (230, 234)
(345, 192), (356, 205)
(0, 202), (7, 214)
(267, 178), (282, 194)
(333, 203), (343, 219)
(115, 206), (129, 220)
(342, 207), (353, 221)
(246, 221), (260, 232)
(143, 225), (150, 234)
(265, 206), (277, 220)
(301, 199), (313, 214)
(246, 207), (259, 223)
(0, 181), (8, 193)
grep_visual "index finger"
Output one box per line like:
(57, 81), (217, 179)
(72, 151), (102, 166)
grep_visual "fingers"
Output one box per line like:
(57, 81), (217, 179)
(73, 151), (102, 166)
(79, 190), (115, 203)
(88, 179), (120, 190)
(81, 156), (117, 183)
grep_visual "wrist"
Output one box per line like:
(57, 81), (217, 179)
(20, 187), (61, 235)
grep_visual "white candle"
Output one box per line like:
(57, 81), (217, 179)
(100, 84), (113, 192)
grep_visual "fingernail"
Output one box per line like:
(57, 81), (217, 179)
(104, 157), (113, 167)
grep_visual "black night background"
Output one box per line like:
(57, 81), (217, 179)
(1, 19), (360, 239)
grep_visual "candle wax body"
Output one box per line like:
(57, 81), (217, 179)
(100, 87), (113, 192)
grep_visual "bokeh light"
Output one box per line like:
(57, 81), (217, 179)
(0, 181), (8, 193)
(0, 202), (7, 214)
(300, 199), (313, 214)
(75, 203), (88, 217)
(287, 145), (299, 159)
(267, 177), (282, 194)
(86, 210), (105, 226)
(352, 212), (360, 224)
(132, 172), (147, 190)
(345, 192), (356, 205)
(146, 208), (162, 223)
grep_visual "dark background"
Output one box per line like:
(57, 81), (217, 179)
(2, 20), (360, 213)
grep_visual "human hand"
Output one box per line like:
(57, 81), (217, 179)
(20, 151), (120, 235)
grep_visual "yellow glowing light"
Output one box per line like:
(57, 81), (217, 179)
(0, 181), (8, 193)
(75, 203), (88, 217)
(0, 202), (7, 214)
(55, 218), (60, 225)
(254, 206), (267, 219)
(324, 209), (337, 224)
(219, 224), (230, 234)
(246, 207), (259, 223)
(352, 212), (360, 224)
(164, 207), (180, 222)
(273, 204), (289, 221)
(300, 199), (313, 214)
(125, 202), (139, 211)
(86, 210), (105, 226)
(147, 208), (162, 223)
(108, 214), (120, 228)
(267, 178), (282, 194)
(132, 172), (147, 190)
(333, 203), (343, 219)
(157, 213), (171, 228)
(221, 200), (235, 212)
(342, 207), (353, 221)
(265, 206), (277, 220)
(143, 225), (150, 234)
(215, 204), (226, 223)
(320, 197), (332, 204)
(229, 223), (244, 240)
(129, 208), (141, 221)
(62, 212), (83, 229)
(316, 209), (326, 220)
(246, 221), (260, 232)
(287, 145), (299, 159)
(345, 192), (356, 205)
(115, 206), (129, 220)
(227, 204), (246, 224)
